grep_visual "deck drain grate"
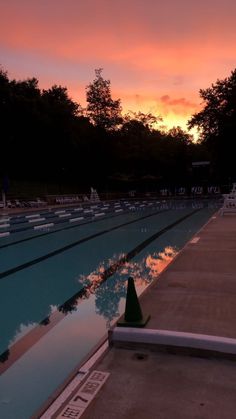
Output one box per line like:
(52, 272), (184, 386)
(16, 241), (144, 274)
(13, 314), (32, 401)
(133, 353), (148, 361)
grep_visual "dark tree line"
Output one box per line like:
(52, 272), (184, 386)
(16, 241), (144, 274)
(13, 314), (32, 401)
(1, 65), (233, 193)
(188, 69), (236, 184)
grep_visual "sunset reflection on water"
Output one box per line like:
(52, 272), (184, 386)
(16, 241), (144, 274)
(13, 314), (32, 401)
(9, 247), (178, 348)
(75, 245), (178, 324)
(79, 245), (178, 288)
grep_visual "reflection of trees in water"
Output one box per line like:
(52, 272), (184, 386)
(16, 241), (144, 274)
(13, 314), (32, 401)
(0, 246), (177, 363)
(0, 349), (10, 363)
(59, 287), (89, 314)
(77, 246), (178, 323)
(95, 276), (127, 323)
(40, 316), (50, 325)
(39, 247), (178, 323)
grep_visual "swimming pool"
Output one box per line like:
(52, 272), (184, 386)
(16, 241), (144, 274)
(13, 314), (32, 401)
(0, 199), (219, 418)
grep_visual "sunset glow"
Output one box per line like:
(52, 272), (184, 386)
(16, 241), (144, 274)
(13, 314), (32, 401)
(1, 0), (236, 137)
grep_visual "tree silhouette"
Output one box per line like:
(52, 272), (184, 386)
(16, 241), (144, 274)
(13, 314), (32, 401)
(188, 69), (236, 180)
(86, 68), (123, 130)
(0, 64), (211, 189)
(123, 111), (162, 131)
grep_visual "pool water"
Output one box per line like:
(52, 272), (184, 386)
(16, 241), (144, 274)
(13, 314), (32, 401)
(0, 199), (219, 418)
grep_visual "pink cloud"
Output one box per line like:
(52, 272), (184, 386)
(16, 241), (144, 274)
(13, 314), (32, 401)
(160, 95), (198, 109)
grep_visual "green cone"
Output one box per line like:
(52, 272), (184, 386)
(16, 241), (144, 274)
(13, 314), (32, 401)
(117, 277), (150, 327)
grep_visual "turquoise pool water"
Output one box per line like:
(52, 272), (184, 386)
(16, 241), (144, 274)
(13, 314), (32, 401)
(0, 199), (219, 418)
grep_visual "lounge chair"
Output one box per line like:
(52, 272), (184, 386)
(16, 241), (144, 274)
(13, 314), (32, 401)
(36, 197), (47, 206)
(221, 196), (236, 215)
(7, 200), (15, 208)
(177, 187), (185, 195)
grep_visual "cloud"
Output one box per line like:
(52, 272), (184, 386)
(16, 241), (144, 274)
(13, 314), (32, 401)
(116, 91), (200, 116)
(160, 95), (199, 111)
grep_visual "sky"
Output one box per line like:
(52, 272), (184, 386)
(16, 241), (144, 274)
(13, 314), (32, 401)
(1, 0), (236, 138)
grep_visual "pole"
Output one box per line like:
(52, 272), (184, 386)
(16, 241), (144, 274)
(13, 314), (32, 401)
(2, 190), (6, 208)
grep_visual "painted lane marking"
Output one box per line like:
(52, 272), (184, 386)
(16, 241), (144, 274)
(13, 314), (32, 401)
(69, 217), (84, 222)
(94, 212), (105, 217)
(57, 371), (110, 419)
(115, 209), (123, 212)
(59, 213), (71, 218)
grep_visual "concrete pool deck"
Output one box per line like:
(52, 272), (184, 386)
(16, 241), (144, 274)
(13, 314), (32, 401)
(53, 210), (236, 419)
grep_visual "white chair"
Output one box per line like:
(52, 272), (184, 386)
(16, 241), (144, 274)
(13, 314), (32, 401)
(7, 200), (15, 208)
(178, 187), (185, 195)
(221, 197), (236, 215)
(90, 187), (100, 202)
(231, 183), (236, 193)
(14, 199), (24, 207)
(213, 186), (220, 194)
(160, 189), (169, 196)
(36, 198), (47, 206)
(196, 186), (203, 195)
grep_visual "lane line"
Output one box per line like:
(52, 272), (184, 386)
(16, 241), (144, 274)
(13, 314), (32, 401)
(0, 207), (168, 279)
(0, 210), (129, 249)
(0, 206), (167, 252)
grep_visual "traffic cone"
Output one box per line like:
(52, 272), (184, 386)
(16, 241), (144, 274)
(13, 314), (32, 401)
(117, 277), (150, 327)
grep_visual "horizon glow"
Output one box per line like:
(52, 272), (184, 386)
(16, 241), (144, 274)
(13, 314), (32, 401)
(1, 0), (236, 138)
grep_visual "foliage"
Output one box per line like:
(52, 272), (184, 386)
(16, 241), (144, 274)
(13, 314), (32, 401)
(123, 111), (162, 131)
(188, 69), (236, 180)
(86, 68), (123, 130)
(0, 65), (211, 191)
(188, 69), (236, 140)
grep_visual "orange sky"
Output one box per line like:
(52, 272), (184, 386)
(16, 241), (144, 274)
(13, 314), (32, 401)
(1, 0), (236, 138)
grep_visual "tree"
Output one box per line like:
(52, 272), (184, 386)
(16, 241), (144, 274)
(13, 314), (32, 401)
(42, 85), (80, 117)
(167, 126), (193, 145)
(123, 111), (162, 131)
(86, 68), (123, 130)
(40, 85), (83, 178)
(188, 69), (236, 180)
